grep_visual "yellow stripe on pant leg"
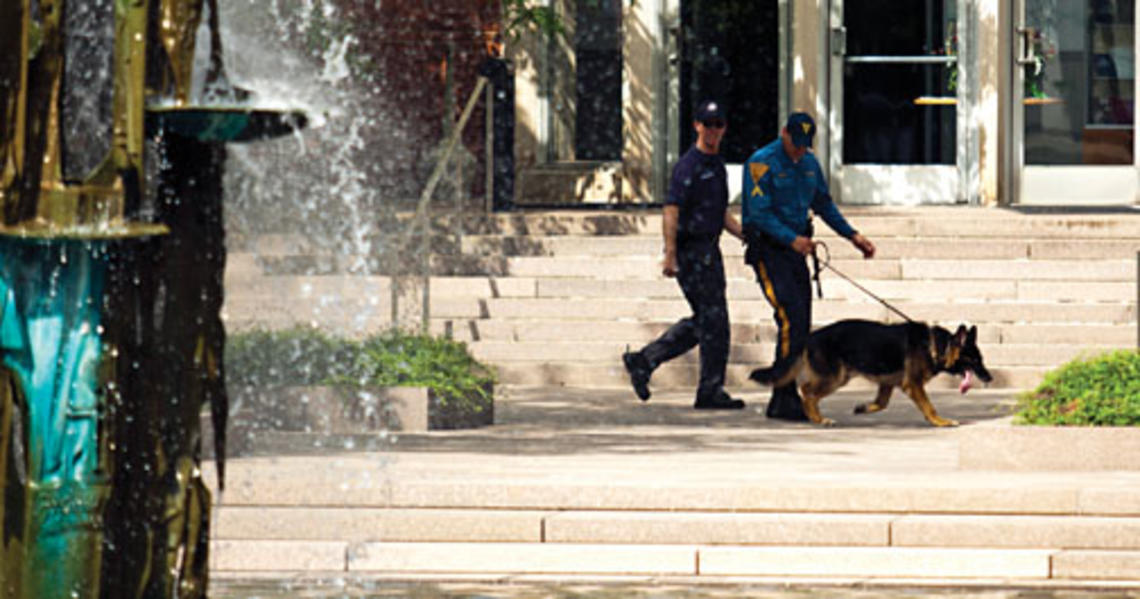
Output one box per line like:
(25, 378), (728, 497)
(754, 259), (791, 359)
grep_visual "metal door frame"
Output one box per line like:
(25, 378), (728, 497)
(828, 0), (980, 205)
(1008, 0), (1140, 205)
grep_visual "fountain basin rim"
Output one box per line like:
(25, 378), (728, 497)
(0, 222), (169, 240)
(146, 105), (309, 142)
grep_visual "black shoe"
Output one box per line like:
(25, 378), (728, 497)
(765, 391), (808, 421)
(694, 391), (745, 410)
(622, 349), (651, 401)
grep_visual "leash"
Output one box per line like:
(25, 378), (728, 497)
(811, 241), (915, 323)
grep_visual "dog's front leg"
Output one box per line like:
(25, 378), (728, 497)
(901, 382), (958, 427)
(801, 391), (835, 426)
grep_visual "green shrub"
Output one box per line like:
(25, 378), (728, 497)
(226, 327), (495, 411)
(1014, 349), (1140, 426)
(226, 327), (355, 388)
(343, 331), (495, 412)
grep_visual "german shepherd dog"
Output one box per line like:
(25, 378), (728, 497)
(749, 319), (992, 427)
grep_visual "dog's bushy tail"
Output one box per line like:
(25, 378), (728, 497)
(749, 353), (805, 388)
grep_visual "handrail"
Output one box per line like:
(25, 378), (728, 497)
(392, 76), (489, 332)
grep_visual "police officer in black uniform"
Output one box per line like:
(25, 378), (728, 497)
(622, 100), (746, 410)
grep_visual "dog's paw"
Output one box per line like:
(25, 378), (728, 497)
(816, 417), (837, 427)
(930, 418), (959, 427)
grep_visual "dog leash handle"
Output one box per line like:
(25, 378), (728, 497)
(810, 245), (823, 299)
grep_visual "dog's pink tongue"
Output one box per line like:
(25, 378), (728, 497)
(959, 370), (974, 394)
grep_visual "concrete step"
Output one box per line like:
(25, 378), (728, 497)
(223, 269), (1138, 304)
(208, 539), (1140, 581)
(212, 507), (1140, 551)
(222, 296), (484, 321)
(480, 298), (1135, 325)
(223, 299), (1134, 339)
(503, 256), (1134, 281)
(222, 274), (541, 299)
(221, 273), (1135, 305)
(430, 319), (1135, 347)
(468, 341), (1114, 369)
(492, 361), (1047, 390)
(529, 277), (1135, 302)
(462, 234), (1140, 261)
(422, 207), (1140, 239)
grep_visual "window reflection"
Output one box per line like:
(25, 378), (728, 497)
(1025, 0), (1134, 165)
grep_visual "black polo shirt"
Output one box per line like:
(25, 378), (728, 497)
(666, 146), (727, 241)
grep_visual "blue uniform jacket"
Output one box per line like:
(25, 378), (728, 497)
(741, 139), (856, 247)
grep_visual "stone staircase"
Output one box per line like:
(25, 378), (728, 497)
(211, 504), (1140, 581)
(223, 206), (1140, 392)
(203, 387), (1140, 584)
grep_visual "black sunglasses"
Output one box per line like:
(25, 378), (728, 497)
(701, 120), (726, 129)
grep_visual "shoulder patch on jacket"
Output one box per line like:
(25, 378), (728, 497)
(749, 163), (769, 197)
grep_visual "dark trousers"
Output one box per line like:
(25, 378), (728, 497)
(639, 240), (729, 402)
(750, 244), (811, 409)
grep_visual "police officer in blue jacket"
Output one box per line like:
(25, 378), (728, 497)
(622, 100), (746, 410)
(742, 112), (876, 421)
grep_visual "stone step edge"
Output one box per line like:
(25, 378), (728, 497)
(209, 570), (1140, 592)
(207, 476), (1139, 515)
(211, 507), (1140, 549)
(209, 540), (1140, 581)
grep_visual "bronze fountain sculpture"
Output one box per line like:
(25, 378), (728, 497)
(0, 0), (304, 596)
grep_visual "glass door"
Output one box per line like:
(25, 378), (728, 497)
(829, 0), (964, 204)
(667, 0), (780, 200)
(1013, 0), (1137, 204)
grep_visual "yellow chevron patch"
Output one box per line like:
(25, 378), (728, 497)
(750, 163), (769, 182)
(749, 163), (769, 197)
(801, 122), (812, 135)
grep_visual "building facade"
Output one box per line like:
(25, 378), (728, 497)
(509, 0), (1137, 207)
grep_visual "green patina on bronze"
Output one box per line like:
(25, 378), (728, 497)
(0, 0), (302, 596)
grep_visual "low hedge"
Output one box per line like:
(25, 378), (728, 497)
(1014, 349), (1140, 426)
(226, 327), (495, 411)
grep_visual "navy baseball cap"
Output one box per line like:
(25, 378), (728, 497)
(786, 112), (816, 148)
(694, 100), (725, 123)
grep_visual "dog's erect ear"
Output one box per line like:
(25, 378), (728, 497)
(952, 325), (968, 346)
(967, 325), (977, 345)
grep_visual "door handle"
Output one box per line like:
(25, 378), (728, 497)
(1016, 26), (1037, 66)
(668, 22), (682, 65)
(831, 26), (847, 57)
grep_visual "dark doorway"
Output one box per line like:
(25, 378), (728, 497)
(679, 0), (779, 162)
(574, 0), (623, 160)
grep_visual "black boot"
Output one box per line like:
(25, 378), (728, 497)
(765, 385), (807, 421)
(622, 349), (652, 401)
(694, 390), (745, 410)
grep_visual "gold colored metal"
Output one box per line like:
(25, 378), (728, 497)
(158, 0), (205, 106)
(0, 220), (169, 240)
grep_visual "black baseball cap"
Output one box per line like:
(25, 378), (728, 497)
(786, 112), (816, 148)
(694, 100), (725, 123)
